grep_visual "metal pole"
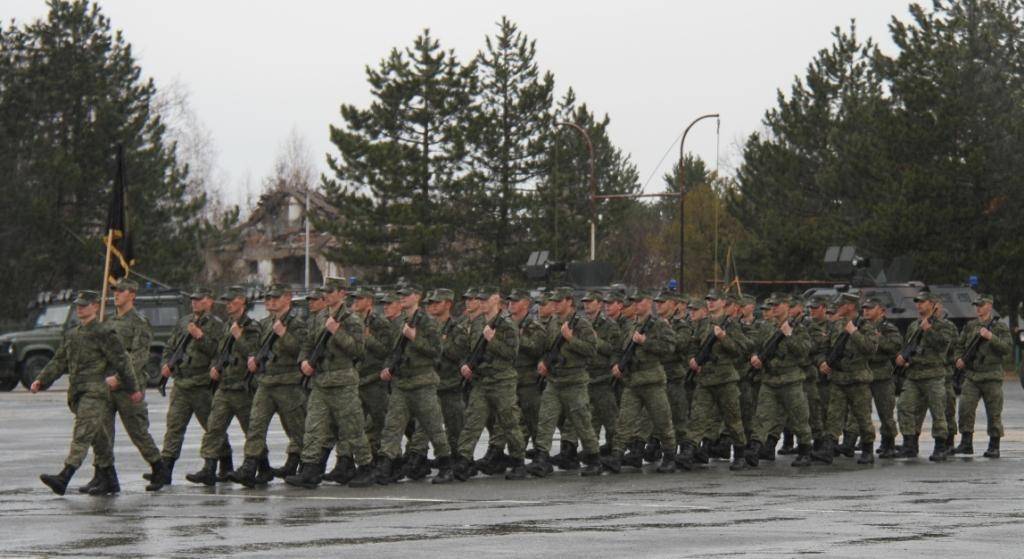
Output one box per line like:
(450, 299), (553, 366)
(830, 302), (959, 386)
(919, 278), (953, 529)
(555, 121), (597, 261)
(304, 186), (310, 290)
(678, 113), (719, 288)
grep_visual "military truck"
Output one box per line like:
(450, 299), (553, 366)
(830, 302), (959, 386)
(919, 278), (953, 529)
(0, 288), (189, 391)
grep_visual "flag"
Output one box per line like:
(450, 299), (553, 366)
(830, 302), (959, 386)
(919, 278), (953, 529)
(104, 144), (135, 284)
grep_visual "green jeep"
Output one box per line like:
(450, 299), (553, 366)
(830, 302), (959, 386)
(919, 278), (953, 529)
(0, 289), (189, 391)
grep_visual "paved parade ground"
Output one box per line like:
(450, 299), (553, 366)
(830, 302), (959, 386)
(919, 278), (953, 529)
(1, 379), (1023, 558)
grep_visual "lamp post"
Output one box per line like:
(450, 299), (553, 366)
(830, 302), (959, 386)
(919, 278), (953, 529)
(555, 121), (597, 261)
(678, 113), (720, 286)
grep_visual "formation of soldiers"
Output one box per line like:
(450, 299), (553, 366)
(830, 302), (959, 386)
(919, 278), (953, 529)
(31, 277), (1013, 495)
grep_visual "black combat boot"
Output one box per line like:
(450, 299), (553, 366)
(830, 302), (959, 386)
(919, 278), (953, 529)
(349, 463), (377, 487)
(527, 452), (554, 478)
(185, 458), (218, 486)
(712, 436), (733, 460)
(895, 434), (919, 458)
(744, 440), (762, 467)
(694, 439), (712, 464)
(838, 431), (857, 457)
(878, 435), (897, 459)
(811, 437), (835, 465)
(944, 433), (955, 456)
(254, 454), (274, 485)
(777, 430), (796, 455)
(952, 432), (974, 455)
(675, 441), (696, 471)
(324, 456), (356, 484)
(88, 465), (120, 496)
(318, 448), (332, 474)
(622, 439), (644, 469)
(929, 438), (948, 462)
(412, 453), (433, 480)
(432, 456), (455, 484)
(41, 464), (76, 495)
(656, 448), (677, 473)
(643, 437), (663, 463)
(599, 443), (612, 456)
(553, 441), (580, 470)
(857, 442), (875, 465)
(759, 435), (779, 462)
(791, 444), (813, 467)
(580, 453), (602, 476)
(374, 457), (394, 485)
(399, 453), (426, 481)
(600, 451), (623, 474)
(525, 447), (538, 460)
(729, 445), (748, 471)
(231, 457), (260, 488)
(285, 463), (323, 489)
(452, 454), (474, 482)
(145, 459), (171, 491)
(983, 437), (1000, 458)
(216, 455), (234, 482)
(78, 466), (102, 494)
(474, 445), (502, 474)
(504, 457), (527, 480)
(270, 452), (300, 479)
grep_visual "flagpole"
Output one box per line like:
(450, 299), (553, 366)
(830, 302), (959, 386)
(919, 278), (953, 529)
(99, 229), (115, 322)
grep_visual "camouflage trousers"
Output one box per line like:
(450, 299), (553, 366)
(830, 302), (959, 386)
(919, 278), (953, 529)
(913, 378), (957, 437)
(870, 377), (898, 440)
(958, 378), (1003, 438)
(739, 377), (760, 437)
(200, 388), (252, 460)
(752, 381), (811, 445)
(302, 384), (372, 466)
(781, 377), (823, 440)
(898, 376), (949, 440)
(613, 381), (676, 452)
(536, 381), (598, 455)
(590, 381), (619, 446)
(683, 381), (745, 446)
(517, 382), (542, 448)
(825, 381), (874, 444)
(97, 389), (161, 465)
(380, 385), (450, 460)
(409, 388), (464, 457)
(457, 379), (524, 460)
(360, 381), (389, 456)
(243, 383), (306, 458)
(65, 392), (114, 468)
(666, 379), (688, 444)
(161, 384), (228, 461)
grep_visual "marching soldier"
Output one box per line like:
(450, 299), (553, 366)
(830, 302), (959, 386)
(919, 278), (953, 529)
(231, 283), (308, 487)
(185, 286), (261, 485)
(952, 294), (1012, 458)
(584, 291), (621, 455)
(736, 294), (761, 441)
(862, 297), (903, 458)
(153, 287), (224, 488)
(511, 289), (548, 456)
(32, 290), (143, 495)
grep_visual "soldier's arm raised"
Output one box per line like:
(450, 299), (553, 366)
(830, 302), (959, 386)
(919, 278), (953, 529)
(564, 321), (598, 358)
(484, 320), (518, 361)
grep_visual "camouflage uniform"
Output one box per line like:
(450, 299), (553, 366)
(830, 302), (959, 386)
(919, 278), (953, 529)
(955, 316), (1011, 440)
(199, 311), (260, 460)
(868, 316), (903, 446)
(514, 313), (548, 448)
(408, 310), (470, 458)
(587, 310), (622, 446)
(749, 314), (812, 449)
(160, 309), (224, 462)
(736, 315), (762, 438)
(355, 306), (395, 456)
(103, 306), (161, 465)
(896, 311), (957, 443)
(682, 314), (752, 449)
(818, 315), (879, 448)
(611, 313), (677, 455)
(668, 313), (696, 446)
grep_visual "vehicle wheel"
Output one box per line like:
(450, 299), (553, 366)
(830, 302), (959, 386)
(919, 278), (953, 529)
(20, 353), (51, 389)
(145, 351), (162, 388)
(0, 375), (18, 391)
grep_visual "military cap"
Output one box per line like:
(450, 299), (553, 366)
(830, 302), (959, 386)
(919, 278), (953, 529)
(305, 287), (326, 300)
(351, 287), (375, 300)
(475, 286), (500, 299)
(219, 285), (249, 301)
(581, 291), (603, 302)
(825, 302), (838, 314)
(789, 295), (805, 307)
(507, 289), (532, 301)
(396, 284), (423, 296)
(806, 295), (829, 308)
(705, 288), (724, 301)
(603, 291), (625, 304)
(549, 286), (575, 301)
(912, 291), (936, 303)
(686, 297), (702, 310)
(723, 292), (740, 304)
(324, 276), (347, 291)
(462, 287), (477, 299)
(189, 286), (214, 300)
(764, 292), (784, 306)
(739, 294), (757, 306)
(861, 296), (884, 308)
(428, 288), (455, 303)
(114, 278), (139, 292)
(265, 283), (291, 298)
(835, 290), (860, 305)
(379, 291), (400, 303)
(973, 293), (994, 306)
(73, 290), (101, 306)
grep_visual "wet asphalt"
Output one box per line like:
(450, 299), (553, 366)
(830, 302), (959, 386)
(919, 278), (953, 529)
(1, 379), (1023, 558)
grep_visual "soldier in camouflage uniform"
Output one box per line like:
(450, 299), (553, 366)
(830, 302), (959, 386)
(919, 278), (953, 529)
(736, 294), (761, 441)
(952, 294), (1011, 458)
(286, 281), (376, 489)
(80, 279), (166, 494)
(668, 296), (696, 457)
(862, 297), (903, 458)
(677, 289), (752, 471)
(375, 285), (453, 484)
(453, 288), (527, 481)
(32, 290), (142, 495)
(231, 284), (308, 487)
(153, 287), (224, 488)
(745, 294), (813, 467)
(778, 297), (826, 454)
(893, 291), (957, 461)
(603, 290), (678, 473)
(185, 286), (261, 486)
(584, 291), (621, 455)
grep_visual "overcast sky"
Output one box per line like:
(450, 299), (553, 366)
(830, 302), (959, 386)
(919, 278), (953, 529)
(7, 0), (907, 206)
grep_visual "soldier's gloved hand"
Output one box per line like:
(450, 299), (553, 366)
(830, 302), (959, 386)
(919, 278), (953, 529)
(750, 355), (763, 369)
(380, 368), (393, 382)
(300, 361), (315, 376)
(247, 356), (258, 373)
(483, 325), (495, 342)
(187, 322), (204, 339)
(161, 364), (172, 378)
(325, 317), (340, 334)
(30, 380), (42, 393)
(105, 375), (121, 390)
(230, 322), (243, 340)
(129, 391), (143, 404)
(460, 364), (473, 380)
(272, 320), (287, 337)
(611, 364), (623, 379)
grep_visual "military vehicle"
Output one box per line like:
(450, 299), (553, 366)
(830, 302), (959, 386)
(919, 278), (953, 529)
(0, 288), (189, 391)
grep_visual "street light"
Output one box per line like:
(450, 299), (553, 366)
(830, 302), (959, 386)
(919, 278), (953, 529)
(555, 121), (597, 261)
(678, 113), (720, 287)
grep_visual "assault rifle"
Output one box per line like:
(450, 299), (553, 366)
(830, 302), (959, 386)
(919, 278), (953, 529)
(246, 311), (294, 394)
(301, 307), (352, 389)
(746, 313), (800, 382)
(460, 311), (504, 395)
(158, 313), (200, 397)
(611, 314), (656, 386)
(953, 316), (998, 395)
(538, 312), (579, 393)
(685, 316), (733, 384)
(892, 310), (938, 396)
(383, 307), (426, 393)
(820, 316), (864, 386)
(209, 320), (239, 395)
